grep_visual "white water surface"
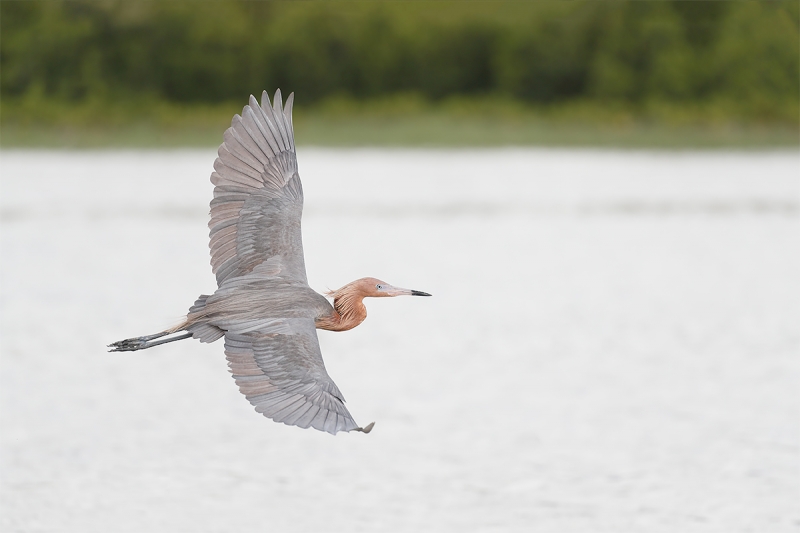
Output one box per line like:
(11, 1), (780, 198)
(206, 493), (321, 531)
(1, 149), (798, 532)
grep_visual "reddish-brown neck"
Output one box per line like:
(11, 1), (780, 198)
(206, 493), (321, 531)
(316, 286), (368, 332)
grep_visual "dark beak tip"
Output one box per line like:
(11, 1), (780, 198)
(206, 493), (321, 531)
(411, 290), (432, 297)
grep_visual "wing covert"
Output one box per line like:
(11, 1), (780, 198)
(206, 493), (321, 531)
(209, 89), (306, 286)
(224, 319), (364, 434)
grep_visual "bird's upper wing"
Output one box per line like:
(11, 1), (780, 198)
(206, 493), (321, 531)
(224, 319), (364, 434)
(209, 89), (306, 286)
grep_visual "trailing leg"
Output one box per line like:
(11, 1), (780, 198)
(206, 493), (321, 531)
(109, 294), (223, 352)
(108, 330), (192, 352)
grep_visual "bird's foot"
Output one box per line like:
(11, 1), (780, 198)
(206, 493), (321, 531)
(108, 337), (149, 352)
(108, 331), (169, 352)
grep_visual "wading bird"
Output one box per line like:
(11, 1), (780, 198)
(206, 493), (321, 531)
(109, 90), (430, 435)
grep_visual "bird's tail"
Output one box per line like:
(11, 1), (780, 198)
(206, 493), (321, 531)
(183, 294), (225, 343)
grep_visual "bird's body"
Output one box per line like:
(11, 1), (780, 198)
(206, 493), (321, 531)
(110, 90), (429, 435)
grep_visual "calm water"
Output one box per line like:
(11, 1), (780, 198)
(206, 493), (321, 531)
(1, 149), (798, 532)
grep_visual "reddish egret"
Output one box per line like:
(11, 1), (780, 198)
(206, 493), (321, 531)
(110, 90), (430, 435)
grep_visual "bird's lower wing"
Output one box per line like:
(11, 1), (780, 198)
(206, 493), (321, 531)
(224, 319), (364, 435)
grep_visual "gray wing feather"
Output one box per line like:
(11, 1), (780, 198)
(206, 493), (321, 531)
(256, 92), (286, 149)
(231, 114), (273, 162)
(224, 320), (361, 435)
(283, 92), (296, 151)
(221, 128), (266, 170)
(209, 90), (305, 286)
(244, 104), (279, 157)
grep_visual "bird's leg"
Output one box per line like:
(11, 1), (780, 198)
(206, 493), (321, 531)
(108, 331), (192, 352)
(135, 332), (193, 350)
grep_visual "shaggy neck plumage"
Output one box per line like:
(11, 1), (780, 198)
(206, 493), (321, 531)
(316, 283), (368, 332)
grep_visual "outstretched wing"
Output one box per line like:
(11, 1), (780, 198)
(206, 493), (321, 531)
(209, 89), (306, 286)
(224, 319), (365, 434)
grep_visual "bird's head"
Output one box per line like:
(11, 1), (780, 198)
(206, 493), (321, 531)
(339, 277), (431, 298)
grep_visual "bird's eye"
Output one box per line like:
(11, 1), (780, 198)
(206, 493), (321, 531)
(376, 284), (383, 289)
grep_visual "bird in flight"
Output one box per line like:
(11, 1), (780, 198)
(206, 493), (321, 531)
(109, 89), (430, 435)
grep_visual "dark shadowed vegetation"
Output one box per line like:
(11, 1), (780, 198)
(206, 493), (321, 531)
(1, 0), (797, 147)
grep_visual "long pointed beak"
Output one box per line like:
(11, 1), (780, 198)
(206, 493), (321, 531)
(384, 285), (432, 297)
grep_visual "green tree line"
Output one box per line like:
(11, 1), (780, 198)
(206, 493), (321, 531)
(1, 0), (798, 121)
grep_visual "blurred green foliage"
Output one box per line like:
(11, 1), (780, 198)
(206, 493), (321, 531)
(1, 0), (798, 146)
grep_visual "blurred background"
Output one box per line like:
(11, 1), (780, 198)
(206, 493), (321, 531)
(1, 0), (798, 147)
(1, 2), (799, 532)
